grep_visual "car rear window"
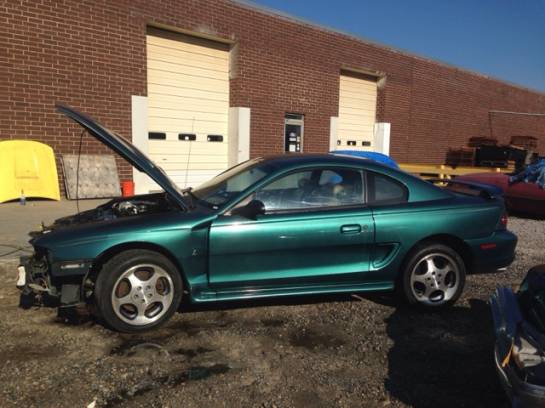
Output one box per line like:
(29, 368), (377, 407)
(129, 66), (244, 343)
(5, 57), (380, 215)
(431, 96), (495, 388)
(368, 172), (408, 205)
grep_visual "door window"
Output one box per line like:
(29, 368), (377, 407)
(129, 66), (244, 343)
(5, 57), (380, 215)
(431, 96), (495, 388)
(255, 168), (365, 212)
(192, 159), (276, 208)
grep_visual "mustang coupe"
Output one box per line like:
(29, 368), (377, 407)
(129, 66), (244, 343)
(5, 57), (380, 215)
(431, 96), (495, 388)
(17, 106), (518, 332)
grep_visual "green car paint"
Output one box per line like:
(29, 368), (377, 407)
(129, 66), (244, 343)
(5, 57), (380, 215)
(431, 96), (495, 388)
(27, 106), (517, 306)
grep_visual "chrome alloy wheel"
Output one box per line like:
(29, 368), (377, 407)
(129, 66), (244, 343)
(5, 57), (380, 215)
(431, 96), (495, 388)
(409, 253), (460, 306)
(111, 264), (174, 326)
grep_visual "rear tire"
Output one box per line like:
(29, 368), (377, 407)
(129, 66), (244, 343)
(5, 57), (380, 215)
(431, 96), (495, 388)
(400, 244), (466, 308)
(94, 250), (183, 333)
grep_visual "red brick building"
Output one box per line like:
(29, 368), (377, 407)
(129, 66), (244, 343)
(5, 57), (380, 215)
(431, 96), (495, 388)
(2, 0), (545, 194)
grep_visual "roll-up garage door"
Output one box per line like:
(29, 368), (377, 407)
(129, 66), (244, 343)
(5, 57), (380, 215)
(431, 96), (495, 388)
(338, 72), (377, 151)
(146, 28), (230, 190)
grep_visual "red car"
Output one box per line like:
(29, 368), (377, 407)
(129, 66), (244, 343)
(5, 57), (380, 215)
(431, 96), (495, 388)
(456, 173), (545, 217)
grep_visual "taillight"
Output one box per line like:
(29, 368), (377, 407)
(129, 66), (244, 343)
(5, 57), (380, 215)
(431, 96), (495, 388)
(499, 212), (508, 229)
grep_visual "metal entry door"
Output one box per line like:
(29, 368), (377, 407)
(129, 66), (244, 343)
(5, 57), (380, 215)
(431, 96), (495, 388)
(284, 114), (304, 153)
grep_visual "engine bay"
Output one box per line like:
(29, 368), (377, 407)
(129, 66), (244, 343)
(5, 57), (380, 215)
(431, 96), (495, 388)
(32, 193), (178, 235)
(112, 195), (174, 217)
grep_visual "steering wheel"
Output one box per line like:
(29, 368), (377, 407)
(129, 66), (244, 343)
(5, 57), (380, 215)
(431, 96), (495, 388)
(298, 178), (316, 202)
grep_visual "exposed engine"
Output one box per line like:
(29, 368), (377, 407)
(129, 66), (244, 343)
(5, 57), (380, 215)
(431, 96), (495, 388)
(30, 193), (178, 236)
(112, 196), (172, 217)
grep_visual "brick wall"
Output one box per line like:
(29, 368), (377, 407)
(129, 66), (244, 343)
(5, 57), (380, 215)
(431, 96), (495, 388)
(2, 0), (545, 196)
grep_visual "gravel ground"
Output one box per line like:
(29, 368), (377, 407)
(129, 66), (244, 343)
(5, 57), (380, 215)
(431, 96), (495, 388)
(0, 217), (543, 408)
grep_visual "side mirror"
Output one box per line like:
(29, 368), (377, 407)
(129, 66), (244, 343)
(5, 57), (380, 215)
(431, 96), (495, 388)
(231, 199), (265, 219)
(246, 199), (265, 218)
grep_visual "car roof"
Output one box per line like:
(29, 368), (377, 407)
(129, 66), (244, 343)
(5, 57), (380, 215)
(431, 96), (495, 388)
(258, 153), (395, 173)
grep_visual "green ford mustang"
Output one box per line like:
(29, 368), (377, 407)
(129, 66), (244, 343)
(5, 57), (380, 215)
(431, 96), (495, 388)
(17, 106), (517, 332)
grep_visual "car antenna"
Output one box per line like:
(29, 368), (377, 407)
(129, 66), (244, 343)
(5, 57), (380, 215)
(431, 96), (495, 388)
(75, 128), (85, 214)
(183, 117), (195, 189)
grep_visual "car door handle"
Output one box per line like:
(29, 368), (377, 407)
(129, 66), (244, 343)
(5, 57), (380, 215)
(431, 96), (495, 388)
(340, 224), (362, 234)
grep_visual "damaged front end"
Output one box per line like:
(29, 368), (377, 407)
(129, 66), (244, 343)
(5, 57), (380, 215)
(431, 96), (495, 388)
(16, 193), (180, 318)
(18, 250), (58, 308)
(17, 247), (92, 318)
(491, 266), (545, 408)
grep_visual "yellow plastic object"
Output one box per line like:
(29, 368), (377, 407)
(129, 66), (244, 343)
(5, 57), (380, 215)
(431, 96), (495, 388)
(0, 140), (60, 203)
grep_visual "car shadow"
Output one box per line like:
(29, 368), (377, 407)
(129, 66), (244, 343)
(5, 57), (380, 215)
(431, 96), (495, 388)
(384, 298), (508, 407)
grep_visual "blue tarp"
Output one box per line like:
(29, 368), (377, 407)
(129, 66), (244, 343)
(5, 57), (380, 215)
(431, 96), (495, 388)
(509, 159), (545, 189)
(330, 150), (399, 169)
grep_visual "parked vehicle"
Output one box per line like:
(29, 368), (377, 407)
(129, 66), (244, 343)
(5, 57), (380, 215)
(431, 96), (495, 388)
(456, 171), (545, 217)
(491, 266), (545, 407)
(17, 106), (517, 332)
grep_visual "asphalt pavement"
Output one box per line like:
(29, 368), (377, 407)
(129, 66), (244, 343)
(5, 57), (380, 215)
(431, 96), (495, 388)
(0, 198), (108, 260)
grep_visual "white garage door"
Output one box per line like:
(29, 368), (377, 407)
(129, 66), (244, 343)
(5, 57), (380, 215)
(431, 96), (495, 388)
(338, 72), (377, 151)
(146, 28), (230, 190)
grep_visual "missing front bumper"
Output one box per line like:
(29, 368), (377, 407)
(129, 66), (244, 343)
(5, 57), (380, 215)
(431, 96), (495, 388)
(17, 255), (86, 309)
(17, 255), (56, 308)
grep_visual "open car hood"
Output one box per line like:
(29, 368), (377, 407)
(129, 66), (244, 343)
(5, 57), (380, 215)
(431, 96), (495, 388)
(56, 105), (187, 209)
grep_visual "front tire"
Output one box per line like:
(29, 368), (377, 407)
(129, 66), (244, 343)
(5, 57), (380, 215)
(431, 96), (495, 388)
(94, 250), (183, 333)
(401, 244), (466, 308)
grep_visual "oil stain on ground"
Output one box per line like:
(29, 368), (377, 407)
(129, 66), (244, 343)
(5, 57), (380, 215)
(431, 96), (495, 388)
(110, 339), (215, 362)
(289, 328), (346, 350)
(173, 346), (213, 359)
(0, 344), (65, 362)
(103, 364), (231, 407)
(109, 338), (148, 356)
(260, 318), (285, 327)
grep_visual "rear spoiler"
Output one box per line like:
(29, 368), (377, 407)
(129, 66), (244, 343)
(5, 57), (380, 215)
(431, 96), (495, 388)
(428, 178), (504, 200)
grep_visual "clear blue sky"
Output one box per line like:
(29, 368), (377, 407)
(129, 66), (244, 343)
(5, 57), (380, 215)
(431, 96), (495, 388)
(247, 0), (545, 93)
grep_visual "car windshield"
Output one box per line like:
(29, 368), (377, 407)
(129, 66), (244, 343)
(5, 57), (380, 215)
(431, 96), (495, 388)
(192, 158), (277, 208)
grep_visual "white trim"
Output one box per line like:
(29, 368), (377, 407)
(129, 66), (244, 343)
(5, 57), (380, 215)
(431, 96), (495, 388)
(228, 107), (251, 167)
(329, 116), (338, 151)
(373, 122), (391, 155)
(131, 95), (151, 194)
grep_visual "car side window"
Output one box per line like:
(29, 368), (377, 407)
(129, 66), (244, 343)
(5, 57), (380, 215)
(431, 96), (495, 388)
(261, 171), (311, 191)
(368, 172), (408, 205)
(255, 168), (365, 212)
